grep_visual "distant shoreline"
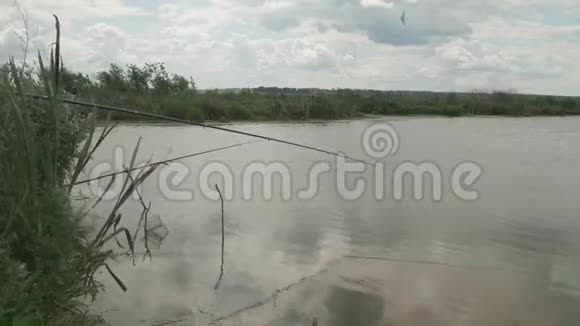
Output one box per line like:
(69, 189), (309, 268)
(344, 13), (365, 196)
(97, 113), (580, 128)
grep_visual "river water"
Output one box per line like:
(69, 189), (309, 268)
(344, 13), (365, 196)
(83, 117), (580, 325)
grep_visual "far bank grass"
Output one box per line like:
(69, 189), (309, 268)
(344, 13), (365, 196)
(61, 63), (580, 122)
(85, 90), (580, 123)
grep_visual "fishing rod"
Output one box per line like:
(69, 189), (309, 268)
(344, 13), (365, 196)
(27, 94), (376, 166)
(71, 140), (263, 186)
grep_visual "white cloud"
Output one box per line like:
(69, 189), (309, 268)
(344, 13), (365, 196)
(360, 0), (394, 9)
(473, 18), (580, 41)
(0, 0), (579, 95)
(16, 0), (147, 19)
(435, 38), (517, 72)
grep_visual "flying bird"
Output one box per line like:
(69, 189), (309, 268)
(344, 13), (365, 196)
(400, 10), (407, 26)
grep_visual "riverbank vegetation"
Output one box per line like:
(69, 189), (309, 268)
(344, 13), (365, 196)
(0, 19), (161, 325)
(59, 63), (580, 122)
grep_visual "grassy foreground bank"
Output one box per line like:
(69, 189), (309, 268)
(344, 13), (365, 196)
(60, 63), (580, 122)
(0, 19), (159, 325)
(0, 57), (105, 325)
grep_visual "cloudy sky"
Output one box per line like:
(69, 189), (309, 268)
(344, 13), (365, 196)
(1, 0), (579, 95)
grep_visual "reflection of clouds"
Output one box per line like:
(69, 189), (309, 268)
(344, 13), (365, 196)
(324, 286), (384, 326)
(275, 209), (326, 265)
(249, 259), (570, 326)
(549, 255), (580, 298)
(494, 222), (569, 255)
(90, 120), (580, 325)
(342, 205), (410, 254)
(490, 220), (580, 298)
(209, 271), (263, 314)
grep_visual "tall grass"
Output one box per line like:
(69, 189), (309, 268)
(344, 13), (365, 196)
(0, 16), (160, 325)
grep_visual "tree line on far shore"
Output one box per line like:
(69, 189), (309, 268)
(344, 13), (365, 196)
(57, 62), (580, 121)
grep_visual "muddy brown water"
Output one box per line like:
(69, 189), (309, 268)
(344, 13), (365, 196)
(82, 117), (580, 325)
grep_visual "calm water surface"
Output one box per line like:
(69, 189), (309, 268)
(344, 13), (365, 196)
(84, 117), (580, 325)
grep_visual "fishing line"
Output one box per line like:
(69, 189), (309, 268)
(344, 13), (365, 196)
(70, 139), (263, 186)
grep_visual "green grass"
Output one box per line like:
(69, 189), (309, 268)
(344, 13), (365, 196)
(56, 62), (580, 122)
(0, 17), (161, 326)
(0, 55), (105, 325)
